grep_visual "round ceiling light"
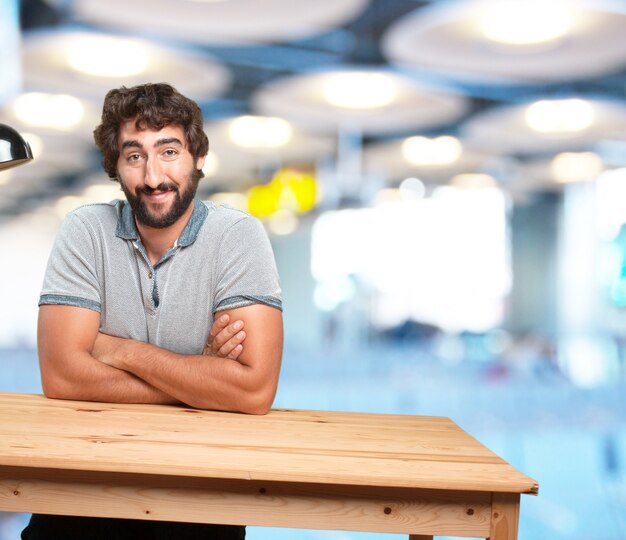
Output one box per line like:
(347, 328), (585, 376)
(323, 72), (397, 109)
(22, 30), (231, 104)
(401, 136), (463, 167)
(228, 115), (293, 148)
(69, 0), (368, 45)
(550, 152), (604, 183)
(525, 99), (595, 134)
(13, 93), (84, 130)
(480, 0), (571, 46)
(253, 68), (468, 135)
(66, 35), (149, 77)
(382, 0), (626, 83)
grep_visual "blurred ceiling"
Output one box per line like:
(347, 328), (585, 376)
(1, 0), (626, 218)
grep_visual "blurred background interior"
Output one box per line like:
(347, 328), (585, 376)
(2, 0), (626, 538)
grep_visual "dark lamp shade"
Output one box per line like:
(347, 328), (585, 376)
(0, 123), (34, 171)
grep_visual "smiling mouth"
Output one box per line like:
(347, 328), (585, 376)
(144, 189), (173, 198)
(139, 183), (178, 202)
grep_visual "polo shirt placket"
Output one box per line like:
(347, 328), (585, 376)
(130, 239), (178, 312)
(116, 200), (208, 337)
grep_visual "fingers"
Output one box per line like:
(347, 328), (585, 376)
(208, 314), (230, 342)
(206, 315), (246, 358)
(226, 343), (243, 360)
(218, 330), (246, 358)
(212, 320), (243, 349)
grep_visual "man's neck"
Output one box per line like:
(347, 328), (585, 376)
(135, 201), (195, 265)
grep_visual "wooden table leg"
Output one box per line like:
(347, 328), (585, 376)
(409, 536), (433, 540)
(489, 492), (520, 540)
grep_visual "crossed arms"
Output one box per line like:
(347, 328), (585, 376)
(38, 303), (283, 414)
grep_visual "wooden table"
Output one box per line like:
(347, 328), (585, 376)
(0, 392), (537, 539)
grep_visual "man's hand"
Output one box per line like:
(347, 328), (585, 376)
(204, 313), (246, 360)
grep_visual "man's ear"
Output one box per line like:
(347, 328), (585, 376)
(195, 155), (206, 171)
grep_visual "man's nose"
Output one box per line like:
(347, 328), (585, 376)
(143, 158), (163, 188)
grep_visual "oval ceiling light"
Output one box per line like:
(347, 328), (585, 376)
(461, 98), (626, 155)
(401, 135), (463, 167)
(253, 68), (468, 135)
(69, 0), (368, 45)
(480, 0), (571, 46)
(66, 35), (149, 77)
(525, 99), (595, 134)
(550, 152), (604, 183)
(22, 30), (231, 104)
(323, 72), (397, 109)
(228, 115), (293, 148)
(13, 93), (84, 130)
(382, 0), (626, 83)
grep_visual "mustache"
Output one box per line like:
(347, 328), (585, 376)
(139, 182), (178, 195)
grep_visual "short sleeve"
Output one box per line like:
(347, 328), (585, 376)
(213, 215), (282, 313)
(39, 212), (101, 312)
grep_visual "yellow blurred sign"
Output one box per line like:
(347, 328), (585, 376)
(247, 168), (317, 219)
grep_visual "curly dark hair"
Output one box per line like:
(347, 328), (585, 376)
(93, 83), (209, 181)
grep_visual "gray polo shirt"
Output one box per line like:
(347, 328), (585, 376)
(39, 198), (282, 355)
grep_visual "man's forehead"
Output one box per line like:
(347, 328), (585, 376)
(118, 120), (187, 146)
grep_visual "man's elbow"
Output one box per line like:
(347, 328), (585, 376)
(41, 373), (72, 400)
(242, 369), (279, 414)
(39, 357), (79, 400)
(229, 377), (278, 415)
(189, 390), (273, 414)
(243, 391), (274, 415)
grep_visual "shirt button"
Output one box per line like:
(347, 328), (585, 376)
(148, 272), (153, 279)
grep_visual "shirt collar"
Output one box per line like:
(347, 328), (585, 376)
(115, 197), (209, 246)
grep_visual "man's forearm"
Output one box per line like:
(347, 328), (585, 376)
(91, 305), (283, 413)
(38, 305), (180, 406)
(99, 338), (269, 413)
(41, 349), (179, 405)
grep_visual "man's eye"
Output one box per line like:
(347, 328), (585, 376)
(163, 149), (178, 158)
(127, 154), (142, 162)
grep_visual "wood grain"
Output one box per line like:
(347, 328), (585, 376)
(489, 492), (521, 540)
(0, 393), (538, 495)
(0, 393), (537, 538)
(0, 467), (492, 536)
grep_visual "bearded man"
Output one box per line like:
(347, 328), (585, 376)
(23, 83), (283, 540)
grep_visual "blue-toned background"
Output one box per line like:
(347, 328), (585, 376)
(4, 1), (626, 539)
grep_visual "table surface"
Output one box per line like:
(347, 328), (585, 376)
(0, 392), (538, 496)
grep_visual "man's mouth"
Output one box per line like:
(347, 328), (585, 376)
(143, 190), (173, 202)
(139, 183), (178, 202)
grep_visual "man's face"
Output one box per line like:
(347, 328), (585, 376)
(116, 120), (206, 229)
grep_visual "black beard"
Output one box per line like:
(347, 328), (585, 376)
(122, 175), (199, 229)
